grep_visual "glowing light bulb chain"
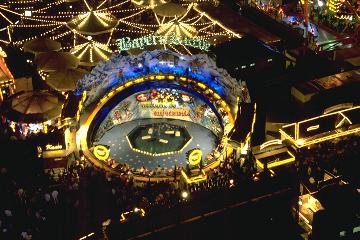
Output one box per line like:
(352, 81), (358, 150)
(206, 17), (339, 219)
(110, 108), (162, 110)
(1, 0), (239, 55)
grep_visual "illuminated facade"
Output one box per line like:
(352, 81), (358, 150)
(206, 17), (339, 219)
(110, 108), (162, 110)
(279, 106), (360, 148)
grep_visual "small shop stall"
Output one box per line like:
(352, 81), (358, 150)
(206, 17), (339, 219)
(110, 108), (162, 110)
(2, 90), (65, 138)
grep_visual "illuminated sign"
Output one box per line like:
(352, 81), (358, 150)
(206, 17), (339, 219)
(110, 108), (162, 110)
(306, 125), (320, 132)
(93, 145), (110, 161)
(260, 139), (283, 150)
(187, 148), (202, 165)
(152, 108), (190, 117)
(116, 33), (211, 52)
(45, 144), (63, 151)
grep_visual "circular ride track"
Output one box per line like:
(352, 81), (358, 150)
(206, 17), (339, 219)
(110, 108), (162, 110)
(77, 49), (249, 181)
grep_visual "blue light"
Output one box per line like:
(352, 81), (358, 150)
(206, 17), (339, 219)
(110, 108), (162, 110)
(76, 52), (228, 102)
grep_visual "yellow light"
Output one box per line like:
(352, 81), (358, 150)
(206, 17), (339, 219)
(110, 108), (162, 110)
(120, 208), (145, 222)
(213, 93), (220, 99)
(80, 73), (235, 173)
(308, 195), (316, 205)
(197, 82), (206, 89)
(256, 151), (295, 169)
(187, 149), (202, 165)
(181, 169), (207, 183)
(295, 139), (305, 146)
(181, 191), (189, 199)
(260, 139), (283, 150)
(306, 125), (320, 132)
(125, 81), (133, 87)
(93, 145), (110, 161)
(155, 75), (165, 80)
(134, 78), (144, 83)
(116, 86), (124, 91)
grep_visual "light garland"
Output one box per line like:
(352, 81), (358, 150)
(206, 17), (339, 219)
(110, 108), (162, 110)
(11, 23), (60, 27)
(118, 19), (159, 28)
(98, 0), (130, 11)
(14, 7), (34, 10)
(71, 41), (112, 63)
(193, 4), (241, 38)
(32, 0), (65, 13)
(32, 15), (74, 19)
(51, 30), (71, 40)
(113, 27), (149, 34)
(118, 19), (154, 33)
(13, 25), (63, 44)
(182, 15), (201, 23)
(21, 16), (65, 24)
(8, 0), (42, 3)
(1, 0), (238, 55)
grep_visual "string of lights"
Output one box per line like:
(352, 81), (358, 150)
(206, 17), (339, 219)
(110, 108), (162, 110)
(13, 25), (63, 44)
(1, 0), (239, 55)
(183, 15), (202, 23)
(51, 30), (72, 40)
(118, 19), (154, 33)
(98, 0), (130, 11)
(21, 16), (65, 24)
(167, 44), (183, 55)
(113, 27), (150, 34)
(8, 0), (42, 3)
(11, 23), (60, 28)
(32, 0), (65, 13)
(117, 20), (159, 28)
(179, 43), (193, 55)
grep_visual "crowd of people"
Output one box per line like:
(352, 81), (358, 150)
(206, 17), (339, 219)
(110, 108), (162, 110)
(1, 130), (358, 239)
(297, 133), (360, 189)
(0, 148), (256, 240)
(316, 12), (358, 36)
(110, 161), (184, 179)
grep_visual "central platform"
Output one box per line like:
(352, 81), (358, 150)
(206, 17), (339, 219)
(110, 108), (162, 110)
(96, 118), (218, 170)
(127, 122), (192, 156)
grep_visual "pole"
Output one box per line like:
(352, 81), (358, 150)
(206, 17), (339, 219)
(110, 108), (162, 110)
(304, 0), (310, 45)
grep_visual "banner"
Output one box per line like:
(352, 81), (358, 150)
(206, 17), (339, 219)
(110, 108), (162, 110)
(151, 108), (190, 118)
(96, 88), (223, 139)
(116, 33), (211, 52)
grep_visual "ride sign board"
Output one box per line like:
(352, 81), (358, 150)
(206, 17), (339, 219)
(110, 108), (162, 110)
(116, 33), (211, 52)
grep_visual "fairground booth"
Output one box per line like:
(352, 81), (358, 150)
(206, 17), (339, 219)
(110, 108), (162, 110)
(0, 89), (73, 172)
(252, 104), (360, 183)
(252, 139), (295, 173)
(291, 70), (360, 105)
(274, 104), (359, 235)
(76, 49), (255, 183)
(279, 105), (360, 149)
(250, 104), (360, 237)
(1, 90), (65, 137)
